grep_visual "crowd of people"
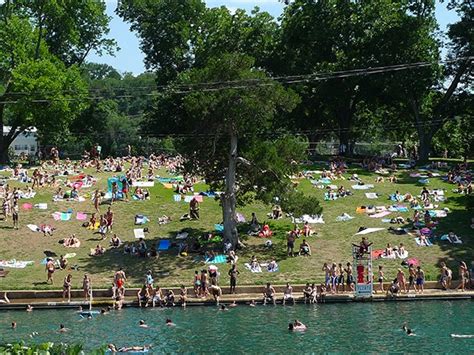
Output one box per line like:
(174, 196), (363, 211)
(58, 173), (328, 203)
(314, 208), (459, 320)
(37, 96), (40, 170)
(0, 147), (472, 310)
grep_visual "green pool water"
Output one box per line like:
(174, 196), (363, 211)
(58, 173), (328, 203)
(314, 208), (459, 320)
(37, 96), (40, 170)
(0, 300), (473, 353)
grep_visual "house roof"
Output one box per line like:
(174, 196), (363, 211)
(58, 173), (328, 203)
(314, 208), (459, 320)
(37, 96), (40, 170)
(3, 126), (37, 134)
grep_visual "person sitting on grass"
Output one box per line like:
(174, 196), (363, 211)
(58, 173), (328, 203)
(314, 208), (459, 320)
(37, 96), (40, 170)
(272, 204), (282, 219)
(258, 223), (273, 238)
(189, 197), (200, 220)
(59, 255), (68, 270)
(63, 234), (81, 248)
(249, 212), (260, 234)
(302, 221), (313, 237)
(299, 239), (312, 256)
(90, 244), (105, 256)
(110, 234), (122, 248)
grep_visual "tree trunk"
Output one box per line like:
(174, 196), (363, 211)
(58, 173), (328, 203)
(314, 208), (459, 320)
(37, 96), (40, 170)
(417, 130), (433, 164)
(222, 132), (238, 250)
(0, 103), (9, 164)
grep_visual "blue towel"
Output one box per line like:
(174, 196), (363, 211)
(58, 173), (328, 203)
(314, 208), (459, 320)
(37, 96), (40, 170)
(157, 240), (171, 251)
(205, 254), (227, 264)
(214, 224), (224, 232)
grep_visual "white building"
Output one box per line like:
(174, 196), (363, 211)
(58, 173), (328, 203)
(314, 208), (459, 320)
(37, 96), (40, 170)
(3, 126), (39, 156)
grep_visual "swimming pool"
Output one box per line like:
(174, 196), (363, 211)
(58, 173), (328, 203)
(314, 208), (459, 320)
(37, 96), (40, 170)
(1, 300), (473, 353)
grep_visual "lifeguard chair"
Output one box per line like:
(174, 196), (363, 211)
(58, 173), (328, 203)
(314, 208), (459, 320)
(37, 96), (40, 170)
(352, 245), (373, 298)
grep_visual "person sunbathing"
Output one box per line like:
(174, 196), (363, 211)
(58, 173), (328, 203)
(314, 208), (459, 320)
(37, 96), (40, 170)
(388, 175), (397, 183)
(447, 231), (462, 244)
(419, 233), (429, 246)
(267, 258), (278, 272)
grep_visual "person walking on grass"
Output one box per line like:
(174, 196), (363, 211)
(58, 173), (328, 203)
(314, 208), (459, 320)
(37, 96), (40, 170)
(46, 258), (55, 284)
(12, 199), (19, 230)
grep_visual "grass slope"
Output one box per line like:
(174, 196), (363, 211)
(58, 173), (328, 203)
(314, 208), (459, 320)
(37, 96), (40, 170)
(0, 164), (472, 290)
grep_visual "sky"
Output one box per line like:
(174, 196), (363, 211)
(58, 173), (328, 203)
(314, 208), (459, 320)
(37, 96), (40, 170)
(88, 0), (460, 75)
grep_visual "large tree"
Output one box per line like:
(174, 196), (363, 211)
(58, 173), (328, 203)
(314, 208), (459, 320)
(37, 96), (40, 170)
(0, 0), (115, 162)
(274, 0), (444, 155)
(159, 53), (305, 248)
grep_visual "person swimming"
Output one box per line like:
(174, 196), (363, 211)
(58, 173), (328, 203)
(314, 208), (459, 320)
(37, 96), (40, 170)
(26, 305), (33, 312)
(402, 323), (414, 336)
(289, 320), (307, 331)
(139, 320), (148, 328)
(108, 344), (151, 353)
(165, 318), (176, 327)
(220, 304), (228, 311)
(59, 324), (69, 333)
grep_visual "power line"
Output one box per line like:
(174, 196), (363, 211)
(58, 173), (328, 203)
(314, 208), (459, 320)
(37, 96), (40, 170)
(0, 57), (471, 104)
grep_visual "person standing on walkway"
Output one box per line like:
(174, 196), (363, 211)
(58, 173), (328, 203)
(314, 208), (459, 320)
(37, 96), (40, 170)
(83, 274), (91, 301)
(63, 274), (72, 303)
(228, 264), (240, 294)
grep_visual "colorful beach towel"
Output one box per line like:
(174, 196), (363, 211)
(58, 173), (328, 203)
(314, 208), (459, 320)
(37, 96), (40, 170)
(173, 194), (182, 202)
(34, 203), (48, 210)
(0, 260), (34, 268)
(76, 212), (87, 221)
(365, 193), (378, 199)
(205, 254), (227, 264)
(370, 211), (391, 218)
(352, 184), (374, 190)
(157, 239), (171, 251)
(132, 181), (155, 187)
(415, 237), (433, 246)
(134, 228), (146, 239)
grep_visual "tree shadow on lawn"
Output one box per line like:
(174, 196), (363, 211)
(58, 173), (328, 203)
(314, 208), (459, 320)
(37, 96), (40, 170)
(432, 194), (473, 278)
(79, 227), (220, 285)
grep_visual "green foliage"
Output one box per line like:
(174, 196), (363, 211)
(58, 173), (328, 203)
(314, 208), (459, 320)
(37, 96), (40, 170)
(10, 59), (87, 146)
(0, 341), (85, 354)
(117, 0), (206, 83)
(0, 0), (115, 162)
(173, 53), (301, 194)
(280, 190), (322, 218)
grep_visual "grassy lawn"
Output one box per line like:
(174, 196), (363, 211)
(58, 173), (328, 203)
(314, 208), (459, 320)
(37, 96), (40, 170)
(0, 163), (472, 290)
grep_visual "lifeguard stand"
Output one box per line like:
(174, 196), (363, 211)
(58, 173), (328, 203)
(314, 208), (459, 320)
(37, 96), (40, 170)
(352, 245), (373, 298)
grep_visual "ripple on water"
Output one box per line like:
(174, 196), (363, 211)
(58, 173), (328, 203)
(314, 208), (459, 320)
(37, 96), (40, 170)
(0, 300), (472, 353)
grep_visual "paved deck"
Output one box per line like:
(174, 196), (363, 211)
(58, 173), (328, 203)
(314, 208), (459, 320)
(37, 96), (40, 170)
(1, 288), (472, 310)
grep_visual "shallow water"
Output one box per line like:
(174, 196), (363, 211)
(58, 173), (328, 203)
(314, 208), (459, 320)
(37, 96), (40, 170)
(0, 300), (473, 353)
